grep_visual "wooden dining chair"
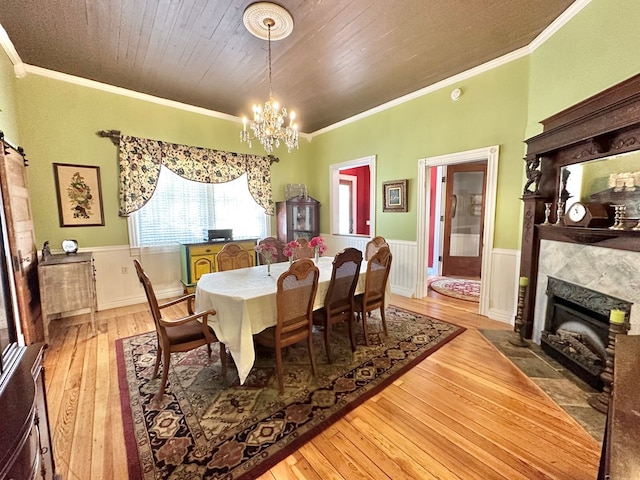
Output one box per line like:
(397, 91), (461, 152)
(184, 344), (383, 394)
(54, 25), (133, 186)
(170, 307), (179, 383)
(294, 237), (315, 259)
(312, 247), (362, 363)
(257, 237), (286, 264)
(254, 258), (319, 394)
(364, 236), (389, 261)
(133, 259), (227, 399)
(354, 246), (392, 345)
(216, 242), (254, 271)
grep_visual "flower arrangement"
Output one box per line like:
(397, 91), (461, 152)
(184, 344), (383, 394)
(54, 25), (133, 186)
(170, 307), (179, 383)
(254, 242), (278, 264)
(309, 236), (327, 256)
(282, 240), (299, 260)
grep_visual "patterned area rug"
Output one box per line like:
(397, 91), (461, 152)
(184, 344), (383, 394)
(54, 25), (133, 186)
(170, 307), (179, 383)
(429, 277), (480, 302)
(117, 306), (465, 479)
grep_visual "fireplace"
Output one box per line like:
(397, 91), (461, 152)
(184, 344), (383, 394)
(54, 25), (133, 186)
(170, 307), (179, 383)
(541, 276), (631, 389)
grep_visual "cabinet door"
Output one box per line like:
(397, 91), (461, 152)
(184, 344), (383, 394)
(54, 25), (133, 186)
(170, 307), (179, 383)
(291, 203), (317, 240)
(191, 255), (215, 283)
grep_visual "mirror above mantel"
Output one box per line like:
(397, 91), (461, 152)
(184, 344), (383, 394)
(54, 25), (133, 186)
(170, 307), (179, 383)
(518, 73), (640, 338)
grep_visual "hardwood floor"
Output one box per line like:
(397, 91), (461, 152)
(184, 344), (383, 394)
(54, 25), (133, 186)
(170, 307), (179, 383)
(43, 291), (601, 479)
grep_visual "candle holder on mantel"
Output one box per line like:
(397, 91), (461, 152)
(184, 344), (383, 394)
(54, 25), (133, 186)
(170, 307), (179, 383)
(588, 310), (629, 414)
(509, 277), (529, 347)
(542, 203), (552, 225)
(609, 204), (626, 230)
(553, 201), (565, 226)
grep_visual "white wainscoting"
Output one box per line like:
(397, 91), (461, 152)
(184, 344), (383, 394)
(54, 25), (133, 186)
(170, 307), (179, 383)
(324, 235), (416, 297)
(70, 242), (519, 325)
(486, 248), (519, 324)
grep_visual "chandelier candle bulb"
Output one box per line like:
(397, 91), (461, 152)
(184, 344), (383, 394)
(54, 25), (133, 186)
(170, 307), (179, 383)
(519, 276), (528, 287)
(609, 309), (625, 324)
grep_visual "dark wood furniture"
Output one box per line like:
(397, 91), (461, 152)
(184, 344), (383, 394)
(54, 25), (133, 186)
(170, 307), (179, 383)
(597, 334), (640, 479)
(254, 259), (319, 394)
(355, 246), (392, 345)
(38, 252), (97, 342)
(133, 259), (227, 399)
(519, 74), (640, 338)
(276, 195), (320, 243)
(312, 247), (363, 363)
(0, 344), (58, 480)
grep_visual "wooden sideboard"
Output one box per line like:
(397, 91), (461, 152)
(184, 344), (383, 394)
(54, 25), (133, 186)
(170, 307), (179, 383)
(0, 344), (58, 480)
(38, 252), (97, 342)
(179, 239), (257, 291)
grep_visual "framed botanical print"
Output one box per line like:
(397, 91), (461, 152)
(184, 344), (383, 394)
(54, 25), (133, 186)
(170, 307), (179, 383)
(382, 179), (408, 212)
(53, 163), (105, 227)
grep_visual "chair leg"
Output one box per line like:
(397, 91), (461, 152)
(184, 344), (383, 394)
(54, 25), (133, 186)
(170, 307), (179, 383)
(153, 344), (162, 378)
(361, 308), (369, 346)
(380, 306), (388, 336)
(308, 335), (317, 377)
(158, 348), (171, 398)
(275, 347), (284, 394)
(348, 313), (356, 352)
(324, 321), (332, 363)
(219, 342), (228, 377)
(207, 342), (212, 358)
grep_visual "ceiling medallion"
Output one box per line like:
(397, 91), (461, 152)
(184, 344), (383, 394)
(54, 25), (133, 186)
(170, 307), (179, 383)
(240, 2), (298, 155)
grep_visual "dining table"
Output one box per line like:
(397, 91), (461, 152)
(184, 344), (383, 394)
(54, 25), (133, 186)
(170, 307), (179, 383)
(195, 256), (369, 384)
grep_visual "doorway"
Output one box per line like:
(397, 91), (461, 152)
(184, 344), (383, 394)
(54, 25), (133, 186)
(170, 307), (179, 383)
(441, 161), (487, 278)
(416, 146), (499, 317)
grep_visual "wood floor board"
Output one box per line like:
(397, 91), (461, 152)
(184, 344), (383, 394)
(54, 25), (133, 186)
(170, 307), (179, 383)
(42, 293), (601, 479)
(380, 384), (555, 480)
(404, 366), (599, 478)
(364, 396), (514, 480)
(346, 410), (451, 480)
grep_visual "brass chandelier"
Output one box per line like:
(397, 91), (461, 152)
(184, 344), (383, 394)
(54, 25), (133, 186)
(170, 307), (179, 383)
(240, 3), (298, 155)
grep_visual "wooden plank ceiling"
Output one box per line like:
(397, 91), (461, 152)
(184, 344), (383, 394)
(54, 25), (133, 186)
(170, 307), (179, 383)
(0, 0), (575, 132)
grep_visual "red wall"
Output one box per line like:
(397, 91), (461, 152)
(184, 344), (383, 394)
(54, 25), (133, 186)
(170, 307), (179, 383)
(341, 166), (370, 235)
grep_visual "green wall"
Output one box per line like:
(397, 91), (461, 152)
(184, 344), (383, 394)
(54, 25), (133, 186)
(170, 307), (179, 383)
(527, 0), (640, 137)
(0, 50), (20, 144)
(3, 0), (640, 252)
(13, 74), (313, 248)
(309, 58), (530, 249)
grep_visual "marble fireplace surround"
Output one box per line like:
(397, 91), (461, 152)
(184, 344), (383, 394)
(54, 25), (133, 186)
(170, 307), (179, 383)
(533, 240), (640, 344)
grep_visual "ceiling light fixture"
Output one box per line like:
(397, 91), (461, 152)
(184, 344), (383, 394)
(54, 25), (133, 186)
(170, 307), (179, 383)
(240, 3), (298, 155)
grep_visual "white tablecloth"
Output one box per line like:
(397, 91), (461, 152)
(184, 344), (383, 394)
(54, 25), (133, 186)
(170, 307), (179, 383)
(195, 256), (368, 384)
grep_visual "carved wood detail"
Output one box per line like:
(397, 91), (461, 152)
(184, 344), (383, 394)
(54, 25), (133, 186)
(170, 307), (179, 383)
(519, 73), (640, 338)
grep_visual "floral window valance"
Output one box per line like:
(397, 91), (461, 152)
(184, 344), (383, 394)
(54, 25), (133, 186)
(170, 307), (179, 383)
(118, 135), (274, 216)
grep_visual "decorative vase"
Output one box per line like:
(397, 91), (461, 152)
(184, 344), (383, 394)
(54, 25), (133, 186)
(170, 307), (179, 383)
(267, 262), (271, 276)
(289, 256), (293, 265)
(315, 248), (320, 263)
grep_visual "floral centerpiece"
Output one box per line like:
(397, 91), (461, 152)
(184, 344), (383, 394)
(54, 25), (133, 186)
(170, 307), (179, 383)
(282, 241), (299, 264)
(254, 242), (278, 275)
(308, 236), (327, 262)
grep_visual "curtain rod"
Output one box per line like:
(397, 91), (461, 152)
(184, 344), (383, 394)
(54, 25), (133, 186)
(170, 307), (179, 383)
(96, 130), (279, 163)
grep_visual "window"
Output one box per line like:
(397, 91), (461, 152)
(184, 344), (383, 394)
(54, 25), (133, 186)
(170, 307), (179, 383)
(128, 167), (269, 247)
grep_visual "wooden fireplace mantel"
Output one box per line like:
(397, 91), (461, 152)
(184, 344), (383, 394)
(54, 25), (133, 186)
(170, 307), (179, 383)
(519, 73), (640, 338)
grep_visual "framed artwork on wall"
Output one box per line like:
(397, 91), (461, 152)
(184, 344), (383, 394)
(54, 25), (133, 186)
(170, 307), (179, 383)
(53, 163), (105, 227)
(382, 179), (408, 212)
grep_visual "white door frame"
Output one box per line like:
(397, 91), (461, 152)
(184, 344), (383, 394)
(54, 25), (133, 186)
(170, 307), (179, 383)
(330, 155), (376, 236)
(416, 146), (499, 317)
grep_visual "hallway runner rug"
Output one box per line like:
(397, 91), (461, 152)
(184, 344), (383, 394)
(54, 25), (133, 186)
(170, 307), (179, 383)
(429, 277), (480, 302)
(117, 306), (465, 479)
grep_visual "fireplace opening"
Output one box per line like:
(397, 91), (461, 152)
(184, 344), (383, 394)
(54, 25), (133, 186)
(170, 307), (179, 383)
(541, 277), (631, 390)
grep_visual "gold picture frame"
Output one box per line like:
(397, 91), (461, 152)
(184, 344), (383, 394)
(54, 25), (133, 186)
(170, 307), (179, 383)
(53, 163), (105, 227)
(382, 179), (408, 212)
